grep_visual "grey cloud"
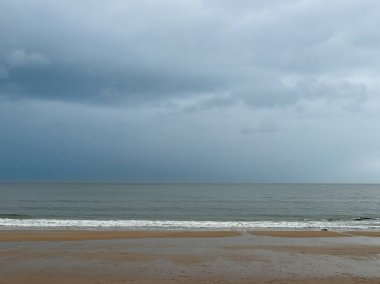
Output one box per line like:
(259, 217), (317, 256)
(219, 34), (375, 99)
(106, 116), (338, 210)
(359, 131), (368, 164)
(2, 0), (380, 183)
(6, 49), (50, 68)
(0, 61), (221, 104)
(0, 1), (234, 103)
(1, 0), (379, 108)
(1, 95), (380, 182)
(240, 120), (277, 136)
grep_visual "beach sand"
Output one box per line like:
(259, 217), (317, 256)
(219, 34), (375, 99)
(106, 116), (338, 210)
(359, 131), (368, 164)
(0, 230), (240, 242)
(0, 230), (379, 283)
(250, 230), (348, 238)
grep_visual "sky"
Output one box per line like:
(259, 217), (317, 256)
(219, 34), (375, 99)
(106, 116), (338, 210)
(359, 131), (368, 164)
(1, 0), (380, 183)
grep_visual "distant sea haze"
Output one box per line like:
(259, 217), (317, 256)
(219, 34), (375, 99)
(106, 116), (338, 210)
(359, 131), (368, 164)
(0, 183), (379, 230)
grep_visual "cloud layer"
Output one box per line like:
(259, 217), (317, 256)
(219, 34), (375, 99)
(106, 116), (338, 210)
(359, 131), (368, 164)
(1, 0), (380, 182)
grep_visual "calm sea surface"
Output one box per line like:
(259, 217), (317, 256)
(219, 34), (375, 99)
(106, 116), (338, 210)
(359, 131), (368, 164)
(0, 183), (379, 230)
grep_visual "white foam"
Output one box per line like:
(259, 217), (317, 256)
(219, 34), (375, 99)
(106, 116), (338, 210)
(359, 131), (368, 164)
(0, 219), (379, 230)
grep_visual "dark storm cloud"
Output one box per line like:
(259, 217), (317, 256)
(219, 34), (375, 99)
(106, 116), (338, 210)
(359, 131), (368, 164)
(0, 57), (220, 103)
(0, 0), (232, 103)
(1, 0), (379, 107)
(2, 0), (380, 182)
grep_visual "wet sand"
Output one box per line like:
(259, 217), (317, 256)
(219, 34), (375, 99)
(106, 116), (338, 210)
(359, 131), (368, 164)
(0, 230), (240, 242)
(250, 230), (348, 238)
(346, 231), (380, 237)
(0, 230), (379, 283)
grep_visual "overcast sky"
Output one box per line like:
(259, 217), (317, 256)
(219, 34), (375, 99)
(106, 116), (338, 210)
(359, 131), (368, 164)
(1, 0), (380, 183)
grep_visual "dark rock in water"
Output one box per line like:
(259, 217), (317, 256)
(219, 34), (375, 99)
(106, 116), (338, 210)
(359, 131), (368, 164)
(353, 217), (373, 221)
(321, 228), (328, 231)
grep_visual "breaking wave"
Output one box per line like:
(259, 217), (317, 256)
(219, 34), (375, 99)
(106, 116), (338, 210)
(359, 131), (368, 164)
(0, 218), (379, 230)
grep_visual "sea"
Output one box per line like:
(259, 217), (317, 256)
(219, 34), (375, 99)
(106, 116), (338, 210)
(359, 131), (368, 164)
(0, 183), (379, 231)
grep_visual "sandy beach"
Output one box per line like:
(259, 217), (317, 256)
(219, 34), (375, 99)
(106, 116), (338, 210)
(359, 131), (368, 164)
(1, 230), (379, 283)
(0, 230), (240, 242)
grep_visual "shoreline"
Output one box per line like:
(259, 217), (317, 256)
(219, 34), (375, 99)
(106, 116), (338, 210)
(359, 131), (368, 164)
(0, 230), (241, 242)
(1, 229), (379, 241)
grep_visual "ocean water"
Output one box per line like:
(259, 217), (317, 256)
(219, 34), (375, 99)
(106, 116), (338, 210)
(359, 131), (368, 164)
(0, 183), (379, 230)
